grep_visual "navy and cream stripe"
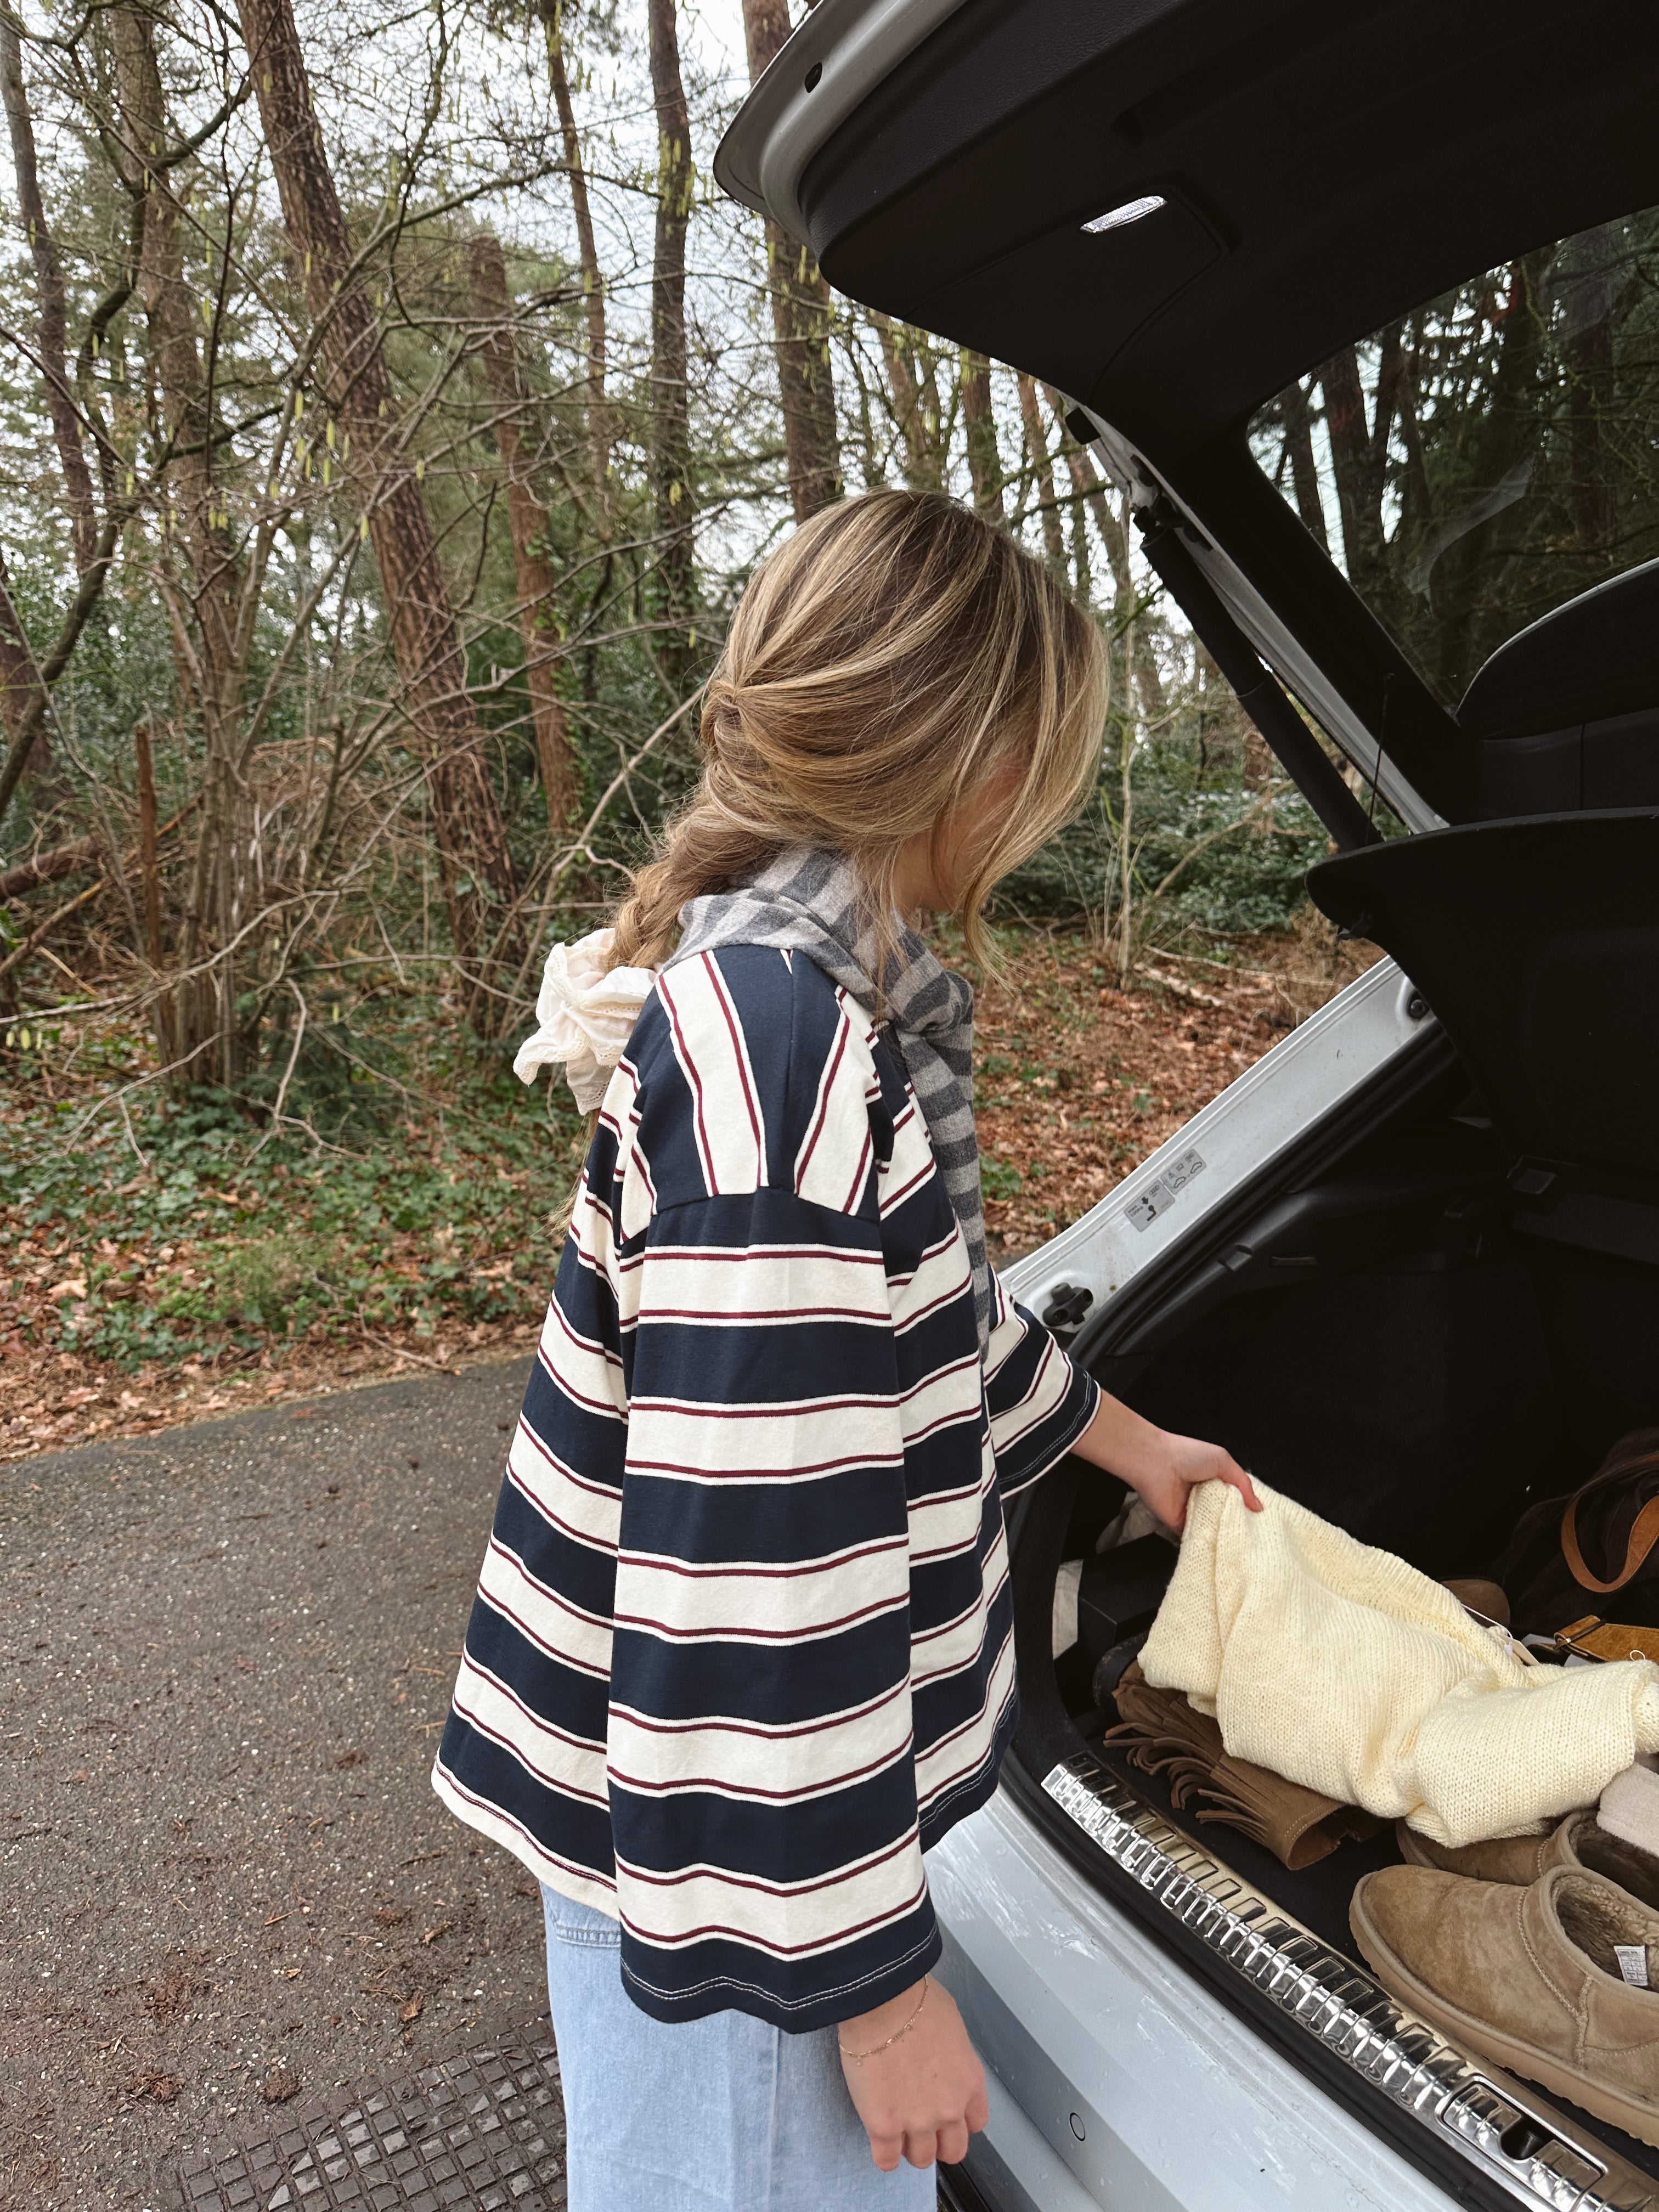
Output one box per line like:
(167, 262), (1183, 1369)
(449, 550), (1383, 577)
(675, 846), (993, 1345)
(433, 942), (1098, 2029)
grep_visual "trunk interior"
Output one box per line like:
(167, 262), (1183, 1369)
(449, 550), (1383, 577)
(1008, 1024), (1659, 2195)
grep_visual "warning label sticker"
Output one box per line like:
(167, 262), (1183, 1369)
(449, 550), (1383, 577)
(1125, 1148), (1207, 1234)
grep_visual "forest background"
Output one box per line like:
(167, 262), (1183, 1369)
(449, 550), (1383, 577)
(0, 0), (1365, 1458)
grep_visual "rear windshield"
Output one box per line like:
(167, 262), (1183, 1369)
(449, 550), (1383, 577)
(1248, 205), (1659, 707)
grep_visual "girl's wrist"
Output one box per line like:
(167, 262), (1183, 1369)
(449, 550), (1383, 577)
(840, 1975), (928, 2045)
(838, 1976), (930, 2063)
(1076, 1393), (1169, 1497)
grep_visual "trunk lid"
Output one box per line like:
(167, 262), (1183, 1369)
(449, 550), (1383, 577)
(715, 0), (1659, 831)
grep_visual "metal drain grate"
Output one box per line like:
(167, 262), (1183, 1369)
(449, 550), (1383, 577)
(168, 2025), (566, 2212)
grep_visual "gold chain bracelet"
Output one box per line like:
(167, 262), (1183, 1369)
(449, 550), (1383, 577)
(837, 1976), (931, 2065)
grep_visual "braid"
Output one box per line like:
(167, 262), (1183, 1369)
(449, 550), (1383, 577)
(607, 674), (781, 968)
(609, 805), (778, 970)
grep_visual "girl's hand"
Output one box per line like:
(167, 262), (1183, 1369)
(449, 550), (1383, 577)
(1119, 1427), (1260, 1531)
(1073, 1392), (1260, 1531)
(838, 1975), (989, 2170)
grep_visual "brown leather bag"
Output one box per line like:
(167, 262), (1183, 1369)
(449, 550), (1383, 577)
(1494, 1430), (1659, 1636)
(1554, 1615), (1659, 1666)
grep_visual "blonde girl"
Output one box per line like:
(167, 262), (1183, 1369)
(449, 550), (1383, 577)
(435, 488), (1256, 2211)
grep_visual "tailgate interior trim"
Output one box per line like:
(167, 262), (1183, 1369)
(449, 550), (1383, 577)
(1043, 1754), (1656, 2212)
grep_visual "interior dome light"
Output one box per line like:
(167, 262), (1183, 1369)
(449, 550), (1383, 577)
(1082, 195), (1167, 235)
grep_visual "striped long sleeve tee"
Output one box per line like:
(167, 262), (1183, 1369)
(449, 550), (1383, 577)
(432, 943), (1099, 2030)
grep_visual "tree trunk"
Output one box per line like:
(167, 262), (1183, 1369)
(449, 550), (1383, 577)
(763, 226), (841, 521)
(1278, 378), (1329, 552)
(961, 351), (1003, 521)
(1565, 223), (1617, 550)
(1114, 616), (1136, 985)
(114, 2), (249, 1082)
(873, 315), (943, 490)
(647, 0), (695, 692)
(0, 513), (121, 836)
(470, 229), (577, 833)
(740, 0), (841, 522)
(1018, 373), (1065, 571)
(1392, 326), (1435, 561)
(0, 836), (99, 901)
(539, 0), (609, 511)
(1317, 344), (1387, 594)
(0, 16), (98, 794)
(0, 554), (41, 750)
(236, 0), (526, 1026)
(1426, 252), (1550, 693)
(0, 20), (98, 579)
(134, 718), (178, 1066)
(114, 6), (241, 736)
(1048, 398), (1165, 727)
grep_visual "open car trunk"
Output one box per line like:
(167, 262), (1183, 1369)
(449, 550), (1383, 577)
(714, 9), (1659, 2189)
(1006, 809), (1659, 2208)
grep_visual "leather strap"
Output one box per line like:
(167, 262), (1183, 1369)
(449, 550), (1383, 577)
(1570, 1621), (1659, 1666)
(1563, 1489), (1659, 1593)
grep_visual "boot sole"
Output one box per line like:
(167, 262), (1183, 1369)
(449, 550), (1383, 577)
(1350, 1886), (1659, 2153)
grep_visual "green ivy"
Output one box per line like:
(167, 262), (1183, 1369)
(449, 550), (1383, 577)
(1, 1015), (587, 1372)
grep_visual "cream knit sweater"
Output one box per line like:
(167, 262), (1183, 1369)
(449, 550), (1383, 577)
(1139, 1481), (1659, 1847)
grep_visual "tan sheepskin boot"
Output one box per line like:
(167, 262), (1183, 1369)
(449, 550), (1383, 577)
(1351, 1865), (1659, 2148)
(1396, 1810), (1659, 1910)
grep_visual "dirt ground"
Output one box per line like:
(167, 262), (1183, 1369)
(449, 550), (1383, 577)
(975, 915), (1374, 1257)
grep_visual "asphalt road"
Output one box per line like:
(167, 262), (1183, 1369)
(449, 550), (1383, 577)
(0, 1358), (551, 2211)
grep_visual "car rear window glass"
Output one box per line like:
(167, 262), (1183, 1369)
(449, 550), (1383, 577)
(1248, 205), (1659, 708)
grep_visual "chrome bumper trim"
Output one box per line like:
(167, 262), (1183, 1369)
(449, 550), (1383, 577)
(1043, 1754), (1657, 2212)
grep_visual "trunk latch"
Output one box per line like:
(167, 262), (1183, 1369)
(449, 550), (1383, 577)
(1041, 1283), (1094, 1339)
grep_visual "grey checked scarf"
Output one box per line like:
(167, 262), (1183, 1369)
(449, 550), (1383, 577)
(669, 848), (991, 1352)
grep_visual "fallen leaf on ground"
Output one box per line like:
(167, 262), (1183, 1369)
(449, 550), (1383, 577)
(399, 1991), (424, 2023)
(972, 921), (1376, 1258)
(144, 1966), (204, 2022)
(128, 2070), (181, 2103)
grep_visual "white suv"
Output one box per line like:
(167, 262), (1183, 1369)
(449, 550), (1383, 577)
(718, 5), (1659, 2207)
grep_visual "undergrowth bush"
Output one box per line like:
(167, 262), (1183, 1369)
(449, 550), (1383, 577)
(0, 1017), (585, 1372)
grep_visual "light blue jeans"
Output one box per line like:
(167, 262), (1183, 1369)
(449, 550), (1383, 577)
(541, 1887), (938, 2211)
